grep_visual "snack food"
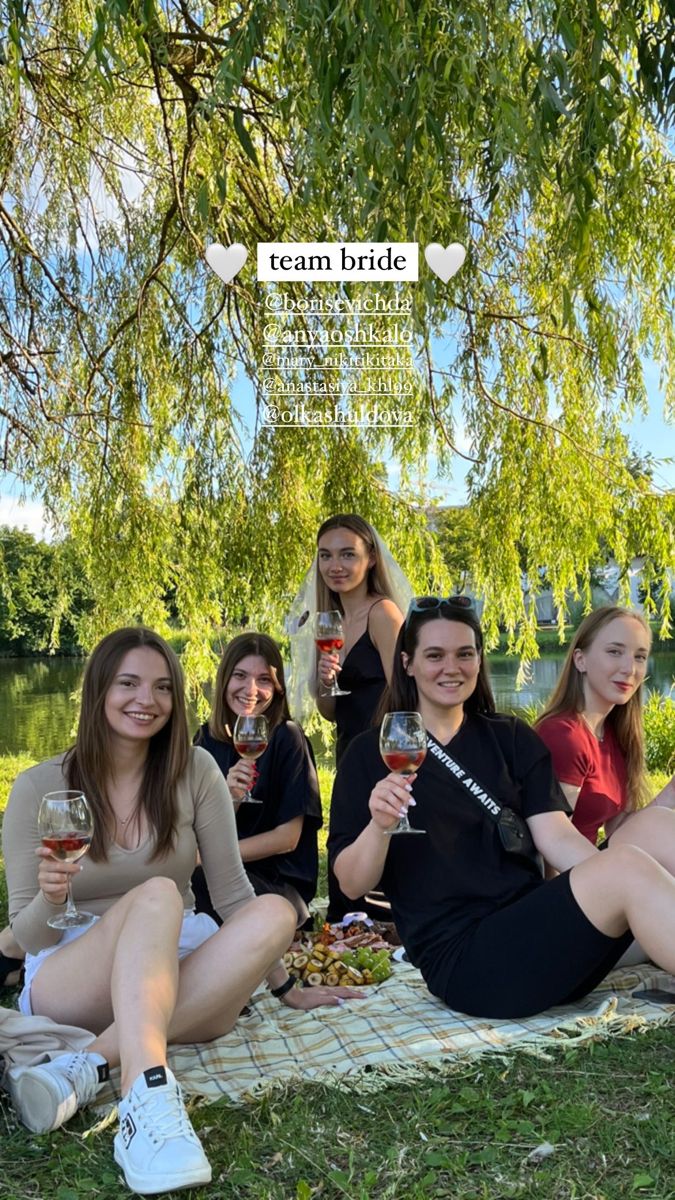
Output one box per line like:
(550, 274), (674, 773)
(284, 920), (396, 986)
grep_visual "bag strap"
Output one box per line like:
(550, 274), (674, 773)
(426, 734), (506, 826)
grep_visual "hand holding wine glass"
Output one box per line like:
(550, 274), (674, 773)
(379, 712), (427, 836)
(315, 611), (351, 697)
(37, 790), (95, 928)
(233, 715), (269, 804)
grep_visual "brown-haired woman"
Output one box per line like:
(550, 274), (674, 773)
(313, 514), (409, 764)
(536, 606), (674, 846)
(329, 598), (675, 1018)
(191, 633), (322, 927)
(2, 627), (358, 1194)
(288, 513), (412, 921)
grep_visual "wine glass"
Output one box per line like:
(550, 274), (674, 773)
(379, 712), (427, 836)
(315, 611), (351, 697)
(37, 790), (95, 929)
(233, 715), (269, 804)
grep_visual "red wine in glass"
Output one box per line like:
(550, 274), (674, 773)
(381, 749), (426, 775)
(233, 715), (268, 804)
(233, 740), (268, 759)
(379, 712), (427, 835)
(41, 833), (92, 862)
(315, 612), (351, 697)
(37, 790), (95, 928)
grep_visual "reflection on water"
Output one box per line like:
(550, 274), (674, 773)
(0, 659), (84, 759)
(0, 652), (673, 761)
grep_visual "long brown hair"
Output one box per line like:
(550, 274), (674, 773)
(206, 633), (290, 743)
(377, 603), (496, 721)
(64, 627), (189, 861)
(535, 606), (651, 811)
(315, 514), (396, 615)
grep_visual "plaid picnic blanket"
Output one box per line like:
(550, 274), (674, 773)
(1, 963), (672, 1109)
(104, 961), (675, 1104)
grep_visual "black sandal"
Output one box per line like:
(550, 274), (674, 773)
(0, 951), (25, 988)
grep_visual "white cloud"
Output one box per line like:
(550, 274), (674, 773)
(0, 493), (53, 541)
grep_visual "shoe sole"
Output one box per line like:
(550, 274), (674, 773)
(8, 1070), (72, 1133)
(113, 1141), (212, 1194)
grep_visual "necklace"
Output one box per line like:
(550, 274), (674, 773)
(581, 713), (604, 743)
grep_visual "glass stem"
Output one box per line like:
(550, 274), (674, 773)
(64, 875), (79, 920)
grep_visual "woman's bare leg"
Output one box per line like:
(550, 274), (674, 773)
(96, 894), (297, 1091)
(31, 877), (184, 1087)
(608, 806), (675, 873)
(569, 843), (675, 972)
(30, 882), (296, 1091)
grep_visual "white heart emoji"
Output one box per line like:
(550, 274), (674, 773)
(424, 242), (467, 282)
(205, 242), (248, 284)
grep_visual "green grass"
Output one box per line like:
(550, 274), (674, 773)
(1, 1033), (673, 1199)
(1, 756), (674, 1200)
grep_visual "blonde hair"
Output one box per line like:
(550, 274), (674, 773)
(536, 606), (651, 811)
(315, 514), (397, 614)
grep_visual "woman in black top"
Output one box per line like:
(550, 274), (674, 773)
(312, 514), (407, 764)
(192, 633), (322, 927)
(329, 598), (675, 1018)
(288, 514), (410, 919)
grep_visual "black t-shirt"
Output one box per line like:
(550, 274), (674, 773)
(195, 720), (322, 903)
(328, 713), (570, 983)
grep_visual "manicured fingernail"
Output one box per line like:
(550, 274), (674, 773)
(336, 998), (345, 1006)
(405, 783), (413, 791)
(407, 797), (416, 806)
(399, 808), (408, 818)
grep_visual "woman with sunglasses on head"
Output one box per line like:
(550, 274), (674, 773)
(536, 606), (674, 847)
(329, 598), (675, 1018)
(191, 633), (322, 929)
(2, 627), (359, 1194)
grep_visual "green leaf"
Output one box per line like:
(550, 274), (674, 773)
(632, 1174), (655, 1192)
(232, 107), (259, 165)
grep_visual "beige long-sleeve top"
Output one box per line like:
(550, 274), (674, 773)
(2, 747), (256, 955)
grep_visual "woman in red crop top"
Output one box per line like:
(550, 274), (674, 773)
(536, 606), (674, 857)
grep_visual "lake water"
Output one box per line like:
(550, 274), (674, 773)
(1, 651), (674, 760)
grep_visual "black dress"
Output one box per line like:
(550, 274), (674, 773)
(328, 599), (390, 921)
(334, 623), (387, 766)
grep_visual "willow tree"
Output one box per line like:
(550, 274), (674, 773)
(1, 0), (673, 678)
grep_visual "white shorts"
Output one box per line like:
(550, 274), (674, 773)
(18, 910), (219, 1016)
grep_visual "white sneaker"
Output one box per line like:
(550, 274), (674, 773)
(113, 1066), (212, 1194)
(8, 1050), (109, 1133)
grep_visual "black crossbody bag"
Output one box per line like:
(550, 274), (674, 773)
(426, 735), (542, 871)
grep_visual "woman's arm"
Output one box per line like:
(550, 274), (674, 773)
(314, 650), (338, 721)
(239, 816), (303, 862)
(333, 771), (415, 898)
(527, 810), (598, 872)
(2, 768), (66, 954)
(368, 598), (404, 684)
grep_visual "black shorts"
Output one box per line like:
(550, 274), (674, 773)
(429, 871), (633, 1019)
(191, 864), (309, 927)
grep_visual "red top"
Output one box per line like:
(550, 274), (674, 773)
(536, 714), (628, 843)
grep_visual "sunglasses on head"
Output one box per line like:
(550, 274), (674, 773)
(404, 595), (474, 629)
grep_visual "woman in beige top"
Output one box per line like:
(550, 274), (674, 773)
(3, 627), (357, 1196)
